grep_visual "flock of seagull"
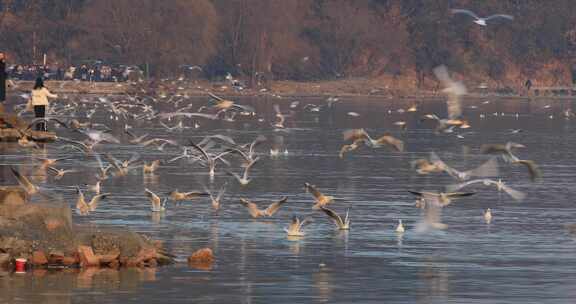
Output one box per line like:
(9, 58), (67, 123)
(5, 81), (365, 236)
(3, 8), (546, 239)
(4, 62), (543, 239)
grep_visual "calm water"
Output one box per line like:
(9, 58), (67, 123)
(1, 94), (576, 303)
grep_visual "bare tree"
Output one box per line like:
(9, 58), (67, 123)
(76, 0), (218, 75)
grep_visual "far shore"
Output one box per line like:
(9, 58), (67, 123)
(7, 79), (576, 101)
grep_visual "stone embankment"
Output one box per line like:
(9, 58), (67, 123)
(0, 187), (174, 271)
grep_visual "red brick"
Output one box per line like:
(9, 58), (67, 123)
(188, 248), (214, 263)
(95, 251), (120, 264)
(31, 251), (48, 266)
(77, 246), (99, 267)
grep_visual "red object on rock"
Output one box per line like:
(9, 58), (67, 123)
(15, 258), (27, 273)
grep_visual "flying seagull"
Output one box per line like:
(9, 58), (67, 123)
(451, 9), (514, 26)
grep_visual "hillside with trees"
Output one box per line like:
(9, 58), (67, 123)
(1, 0), (575, 90)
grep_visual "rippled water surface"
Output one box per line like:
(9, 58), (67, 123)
(1, 94), (576, 303)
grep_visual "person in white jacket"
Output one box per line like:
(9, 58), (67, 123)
(31, 77), (57, 131)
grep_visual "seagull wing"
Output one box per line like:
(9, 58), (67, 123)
(433, 65), (466, 119)
(429, 152), (450, 172)
(408, 190), (425, 197)
(76, 194), (90, 215)
(501, 184), (526, 201)
(183, 191), (209, 199)
(451, 8), (480, 20)
(342, 128), (368, 142)
(94, 131), (120, 144)
(514, 160), (541, 182)
(88, 193), (109, 211)
(231, 103), (255, 113)
(188, 140), (211, 163)
(208, 92), (225, 101)
(485, 14), (514, 21)
(375, 134), (404, 152)
(94, 153), (109, 173)
(305, 183), (324, 200)
(464, 157), (500, 179)
(145, 188), (161, 208)
(57, 136), (90, 152)
(339, 143), (356, 158)
(126, 152), (141, 166)
(265, 196), (289, 216)
(104, 153), (123, 171)
(249, 135), (267, 155)
(125, 130), (137, 139)
(207, 134), (237, 146)
(10, 166), (36, 194)
(46, 166), (61, 175)
(299, 216), (313, 229)
(445, 192), (476, 198)
(239, 198), (262, 218)
(320, 206), (344, 228)
(445, 179), (487, 192)
(244, 157), (260, 176)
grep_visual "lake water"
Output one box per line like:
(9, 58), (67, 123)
(1, 94), (576, 303)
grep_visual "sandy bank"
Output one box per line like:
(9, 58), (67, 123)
(8, 78), (572, 100)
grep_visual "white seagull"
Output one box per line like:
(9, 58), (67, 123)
(451, 9), (514, 26)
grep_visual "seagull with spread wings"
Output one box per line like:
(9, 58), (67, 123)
(319, 207), (350, 230)
(446, 178), (525, 201)
(409, 191), (475, 231)
(75, 186), (109, 216)
(145, 188), (168, 212)
(304, 183), (335, 209)
(239, 197), (289, 218)
(285, 216), (312, 236)
(451, 9), (514, 26)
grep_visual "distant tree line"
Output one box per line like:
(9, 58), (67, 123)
(1, 0), (576, 87)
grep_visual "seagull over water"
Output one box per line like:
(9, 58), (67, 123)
(451, 9), (514, 26)
(433, 65), (466, 120)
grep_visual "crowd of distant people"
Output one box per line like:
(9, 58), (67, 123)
(7, 63), (143, 82)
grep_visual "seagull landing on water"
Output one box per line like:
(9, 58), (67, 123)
(395, 219), (405, 233)
(320, 206), (350, 230)
(451, 9), (514, 26)
(285, 216), (312, 237)
(484, 208), (493, 223)
(145, 188), (167, 212)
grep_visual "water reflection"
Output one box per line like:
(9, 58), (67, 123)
(417, 257), (450, 303)
(396, 233), (404, 247)
(313, 268), (334, 303)
(150, 211), (164, 224)
(142, 174), (159, 186)
(0, 267), (157, 304)
(287, 237), (302, 255)
(2, 96), (576, 303)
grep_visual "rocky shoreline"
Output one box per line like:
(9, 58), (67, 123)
(0, 186), (175, 271)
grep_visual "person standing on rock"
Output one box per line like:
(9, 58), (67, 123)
(31, 77), (58, 131)
(524, 79), (532, 91)
(0, 52), (6, 111)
